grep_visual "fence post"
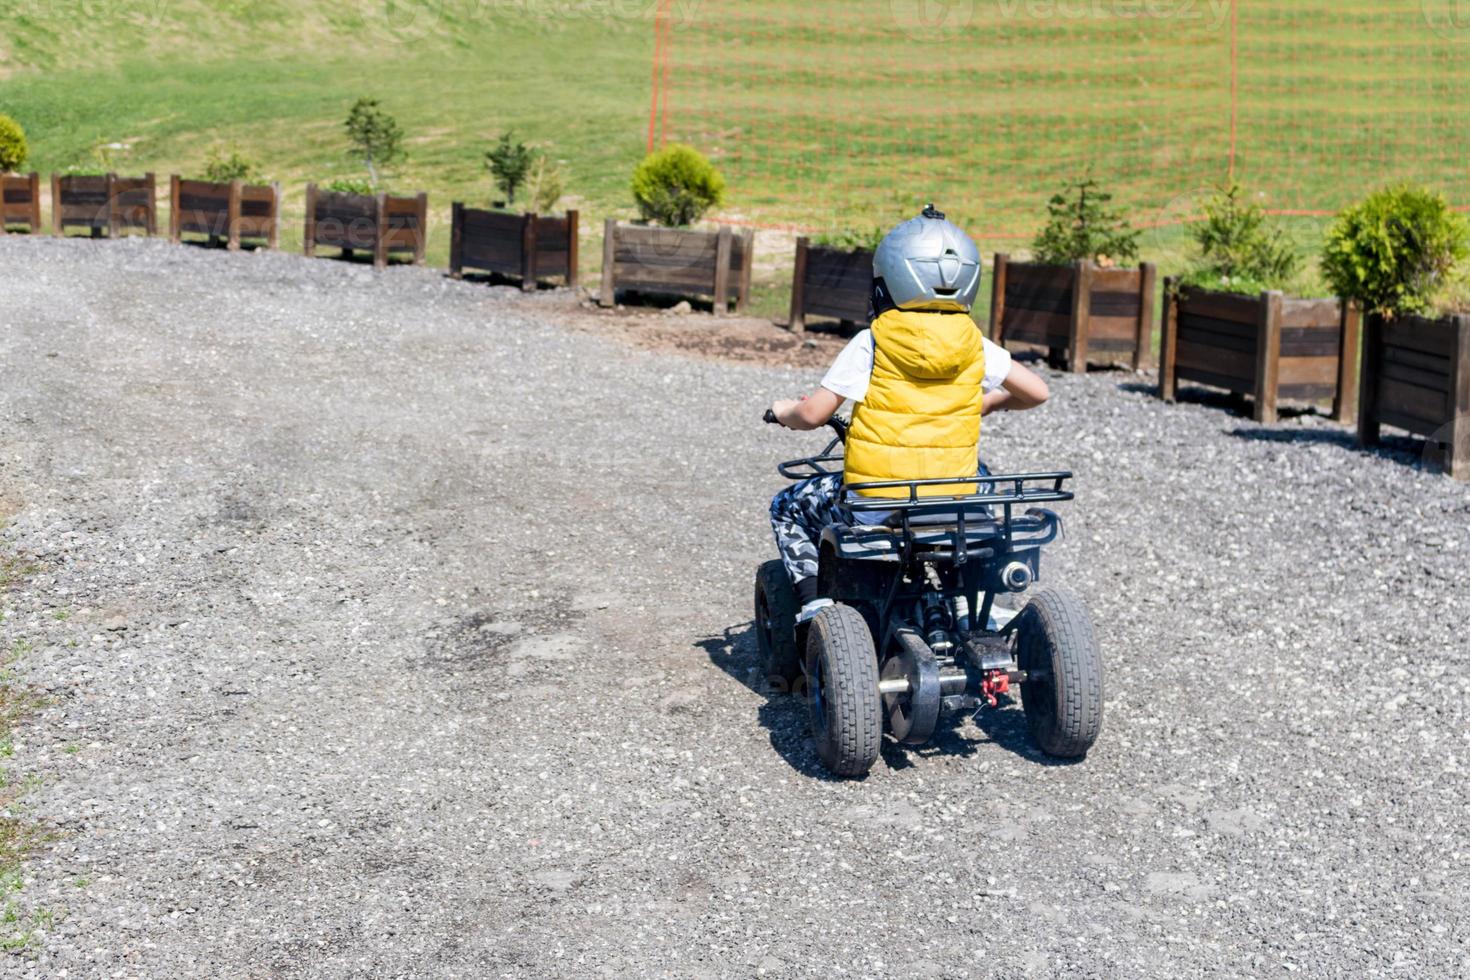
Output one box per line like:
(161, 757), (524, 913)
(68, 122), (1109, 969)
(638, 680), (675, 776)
(227, 179), (242, 251)
(27, 172), (38, 232)
(599, 219), (618, 307)
(303, 184), (318, 258)
(1135, 262), (1157, 371)
(1068, 259), (1092, 373)
(989, 253), (1009, 344)
(1333, 300), (1361, 423)
(144, 173), (157, 236)
(268, 183), (281, 250)
(735, 229), (754, 314)
(450, 201), (464, 279)
(521, 211), (538, 291)
(1254, 290), (1283, 423)
(50, 173), (61, 236)
(105, 173), (118, 239)
(413, 192), (427, 265)
(1159, 279), (1179, 402)
(373, 193), (389, 269)
(1357, 313), (1381, 448)
(713, 226), (733, 315)
(168, 174), (181, 243)
(1449, 314), (1470, 480)
(565, 210), (579, 288)
(789, 236), (809, 334)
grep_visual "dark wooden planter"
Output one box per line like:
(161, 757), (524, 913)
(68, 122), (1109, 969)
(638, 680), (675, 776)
(788, 238), (873, 333)
(1159, 283), (1360, 423)
(1359, 312), (1470, 480)
(599, 220), (754, 314)
(990, 255), (1157, 372)
(304, 184), (427, 269)
(51, 172), (157, 237)
(168, 175), (282, 249)
(0, 173), (42, 233)
(449, 204), (579, 290)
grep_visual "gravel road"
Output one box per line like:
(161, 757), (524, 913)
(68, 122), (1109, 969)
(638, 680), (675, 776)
(0, 237), (1466, 977)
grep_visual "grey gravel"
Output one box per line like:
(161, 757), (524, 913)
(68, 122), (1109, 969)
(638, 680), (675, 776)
(0, 236), (1467, 978)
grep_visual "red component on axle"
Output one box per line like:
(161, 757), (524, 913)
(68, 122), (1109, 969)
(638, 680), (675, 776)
(980, 669), (1010, 708)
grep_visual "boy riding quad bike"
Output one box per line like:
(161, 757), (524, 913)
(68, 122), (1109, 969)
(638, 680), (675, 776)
(759, 205), (1103, 777)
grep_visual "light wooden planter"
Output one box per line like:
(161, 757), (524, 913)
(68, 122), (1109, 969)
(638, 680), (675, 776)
(304, 184), (427, 269)
(1359, 312), (1470, 480)
(51, 172), (157, 237)
(449, 204), (579, 289)
(990, 255), (1157, 371)
(168, 175), (282, 249)
(599, 221), (754, 314)
(0, 173), (42, 233)
(788, 238), (873, 333)
(1159, 283), (1360, 423)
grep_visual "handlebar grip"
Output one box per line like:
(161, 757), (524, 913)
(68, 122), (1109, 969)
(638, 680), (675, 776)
(763, 409), (779, 424)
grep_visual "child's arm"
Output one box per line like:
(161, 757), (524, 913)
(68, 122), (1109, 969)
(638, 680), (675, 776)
(982, 361), (1049, 415)
(770, 387), (844, 431)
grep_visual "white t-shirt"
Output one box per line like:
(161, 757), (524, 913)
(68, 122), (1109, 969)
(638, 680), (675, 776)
(820, 330), (1012, 403)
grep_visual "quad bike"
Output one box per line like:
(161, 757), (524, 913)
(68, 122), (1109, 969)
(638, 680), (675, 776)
(755, 413), (1103, 777)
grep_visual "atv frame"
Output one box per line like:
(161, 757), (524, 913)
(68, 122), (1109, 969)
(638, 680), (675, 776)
(756, 416), (1104, 777)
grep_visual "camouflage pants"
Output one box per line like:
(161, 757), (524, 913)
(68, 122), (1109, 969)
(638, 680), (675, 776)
(768, 474), (846, 587)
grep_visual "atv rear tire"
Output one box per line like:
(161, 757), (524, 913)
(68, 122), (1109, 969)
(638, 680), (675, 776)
(1016, 586), (1104, 759)
(805, 604), (882, 777)
(754, 560), (802, 690)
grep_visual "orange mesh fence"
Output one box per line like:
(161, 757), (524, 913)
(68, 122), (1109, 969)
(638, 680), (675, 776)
(650, 0), (1470, 245)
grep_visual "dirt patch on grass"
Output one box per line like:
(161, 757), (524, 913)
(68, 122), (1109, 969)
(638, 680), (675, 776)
(505, 287), (854, 370)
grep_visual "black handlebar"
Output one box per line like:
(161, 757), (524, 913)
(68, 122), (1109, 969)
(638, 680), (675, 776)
(762, 408), (848, 442)
(766, 408), (849, 480)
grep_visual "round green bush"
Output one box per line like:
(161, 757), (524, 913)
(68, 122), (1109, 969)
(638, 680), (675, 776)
(630, 144), (725, 227)
(0, 115), (28, 173)
(1322, 184), (1470, 318)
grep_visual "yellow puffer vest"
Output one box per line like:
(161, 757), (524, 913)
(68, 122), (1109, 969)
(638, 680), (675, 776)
(844, 309), (987, 499)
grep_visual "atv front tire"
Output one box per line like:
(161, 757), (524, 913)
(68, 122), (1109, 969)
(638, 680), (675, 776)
(1016, 586), (1104, 759)
(805, 604), (881, 777)
(754, 560), (802, 690)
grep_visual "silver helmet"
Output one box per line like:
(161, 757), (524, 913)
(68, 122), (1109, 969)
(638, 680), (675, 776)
(872, 204), (981, 313)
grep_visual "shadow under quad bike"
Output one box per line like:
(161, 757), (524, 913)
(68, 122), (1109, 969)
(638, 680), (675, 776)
(755, 413), (1103, 777)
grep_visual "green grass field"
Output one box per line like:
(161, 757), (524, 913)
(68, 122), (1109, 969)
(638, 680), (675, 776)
(0, 0), (1463, 314)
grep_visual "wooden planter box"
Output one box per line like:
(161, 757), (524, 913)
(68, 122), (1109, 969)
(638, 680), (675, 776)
(449, 204), (579, 290)
(0, 173), (42, 233)
(1359, 312), (1470, 480)
(788, 238), (873, 333)
(990, 255), (1157, 372)
(168, 175), (281, 249)
(1159, 283), (1360, 423)
(599, 220), (754, 314)
(51, 172), (157, 237)
(304, 184), (427, 269)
